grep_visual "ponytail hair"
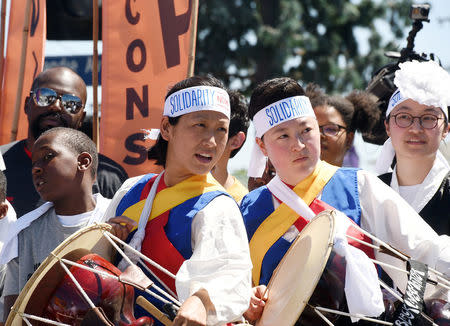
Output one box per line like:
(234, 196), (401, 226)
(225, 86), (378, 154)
(345, 90), (380, 134)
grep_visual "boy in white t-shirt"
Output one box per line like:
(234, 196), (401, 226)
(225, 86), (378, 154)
(2, 127), (110, 321)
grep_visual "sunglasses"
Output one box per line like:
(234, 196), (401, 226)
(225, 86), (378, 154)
(31, 87), (84, 114)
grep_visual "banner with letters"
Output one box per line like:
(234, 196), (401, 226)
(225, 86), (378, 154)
(101, 0), (198, 177)
(0, 0), (46, 144)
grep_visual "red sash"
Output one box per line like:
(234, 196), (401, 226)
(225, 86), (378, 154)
(140, 176), (185, 294)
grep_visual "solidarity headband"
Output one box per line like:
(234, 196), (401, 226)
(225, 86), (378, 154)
(163, 86), (230, 119)
(386, 88), (448, 119)
(145, 85), (231, 140)
(253, 95), (314, 138)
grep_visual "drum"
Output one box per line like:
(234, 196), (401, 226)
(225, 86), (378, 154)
(5, 223), (158, 326)
(255, 210), (341, 326)
(255, 210), (449, 326)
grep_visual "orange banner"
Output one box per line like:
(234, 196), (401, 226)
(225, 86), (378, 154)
(0, 0), (46, 144)
(101, 0), (198, 177)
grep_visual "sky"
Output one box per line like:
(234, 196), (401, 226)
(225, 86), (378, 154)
(229, 0), (450, 174)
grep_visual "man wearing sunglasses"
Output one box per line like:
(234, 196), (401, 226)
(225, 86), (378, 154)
(0, 67), (128, 217)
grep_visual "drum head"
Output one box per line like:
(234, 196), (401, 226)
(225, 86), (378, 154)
(256, 210), (336, 326)
(6, 223), (114, 326)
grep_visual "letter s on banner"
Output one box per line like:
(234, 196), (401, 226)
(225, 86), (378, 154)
(101, 0), (198, 176)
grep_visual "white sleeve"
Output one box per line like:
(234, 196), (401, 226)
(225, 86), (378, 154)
(0, 201), (17, 251)
(175, 195), (252, 326)
(357, 169), (450, 286)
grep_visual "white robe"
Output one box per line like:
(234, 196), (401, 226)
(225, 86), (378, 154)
(271, 169), (450, 296)
(357, 169), (449, 295)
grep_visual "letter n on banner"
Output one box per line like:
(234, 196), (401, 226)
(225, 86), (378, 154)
(101, 0), (198, 177)
(0, 0), (46, 144)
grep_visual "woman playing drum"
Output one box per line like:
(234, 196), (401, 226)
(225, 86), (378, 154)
(106, 75), (252, 326)
(241, 77), (450, 323)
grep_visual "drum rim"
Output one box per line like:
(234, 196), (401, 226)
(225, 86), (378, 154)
(256, 210), (336, 326)
(6, 223), (113, 326)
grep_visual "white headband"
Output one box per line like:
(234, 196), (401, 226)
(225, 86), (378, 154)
(163, 86), (230, 119)
(145, 86), (231, 140)
(248, 95), (315, 177)
(386, 89), (408, 117)
(253, 95), (315, 138)
(386, 88), (449, 119)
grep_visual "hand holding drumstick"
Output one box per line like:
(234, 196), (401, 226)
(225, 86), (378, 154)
(243, 285), (268, 324)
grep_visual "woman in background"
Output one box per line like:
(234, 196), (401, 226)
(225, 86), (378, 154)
(306, 84), (379, 167)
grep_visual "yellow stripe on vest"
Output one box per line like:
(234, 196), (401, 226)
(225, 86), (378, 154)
(122, 173), (225, 228)
(249, 160), (338, 285)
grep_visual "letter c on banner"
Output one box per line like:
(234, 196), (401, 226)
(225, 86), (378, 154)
(126, 39), (147, 72)
(125, 0), (140, 25)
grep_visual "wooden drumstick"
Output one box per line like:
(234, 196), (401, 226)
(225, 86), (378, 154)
(136, 296), (172, 326)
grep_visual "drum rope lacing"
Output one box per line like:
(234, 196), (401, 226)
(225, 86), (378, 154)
(11, 228), (184, 326)
(299, 221), (446, 326)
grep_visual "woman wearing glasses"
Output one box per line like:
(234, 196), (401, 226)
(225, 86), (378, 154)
(306, 84), (379, 167)
(376, 60), (450, 235)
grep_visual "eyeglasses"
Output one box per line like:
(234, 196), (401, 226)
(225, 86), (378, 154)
(318, 124), (347, 137)
(390, 112), (442, 129)
(30, 87), (84, 114)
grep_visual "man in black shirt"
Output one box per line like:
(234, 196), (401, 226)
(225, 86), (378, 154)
(0, 67), (127, 217)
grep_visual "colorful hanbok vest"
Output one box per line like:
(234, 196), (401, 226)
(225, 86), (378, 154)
(115, 173), (229, 322)
(241, 165), (373, 285)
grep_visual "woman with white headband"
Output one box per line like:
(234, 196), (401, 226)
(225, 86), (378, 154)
(376, 60), (450, 235)
(105, 76), (252, 326)
(240, 77), (450, 323)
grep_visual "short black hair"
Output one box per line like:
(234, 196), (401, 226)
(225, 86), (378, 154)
(39, 127), (98, 178)
(228, 90), (249, 158)
(249, 77), (306, 121)
(148, 75), (227, 166)
(0, 170), (6, 203)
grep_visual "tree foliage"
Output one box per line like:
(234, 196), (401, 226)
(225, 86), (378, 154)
(195, 0), (413, 94)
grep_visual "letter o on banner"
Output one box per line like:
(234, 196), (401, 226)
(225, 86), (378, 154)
(126, 39), (147, 72)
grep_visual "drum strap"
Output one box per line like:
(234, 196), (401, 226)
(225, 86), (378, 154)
(249, 160), (338, 285)
(392, 260), (428, 326)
